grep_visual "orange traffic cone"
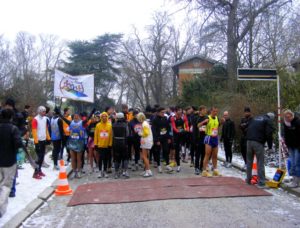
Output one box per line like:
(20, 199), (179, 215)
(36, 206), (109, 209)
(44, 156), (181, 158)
(55, 160), (73, 196)
(251, 155), (258, 185)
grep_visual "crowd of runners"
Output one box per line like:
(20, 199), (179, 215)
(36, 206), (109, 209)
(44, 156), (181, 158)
(1, 97), (300, 217)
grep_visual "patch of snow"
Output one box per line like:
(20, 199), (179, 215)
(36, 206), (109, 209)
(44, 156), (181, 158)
(0, 153), (59, 227)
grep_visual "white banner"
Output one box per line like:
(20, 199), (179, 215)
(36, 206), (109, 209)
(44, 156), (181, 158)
(54, 70), (94, 103)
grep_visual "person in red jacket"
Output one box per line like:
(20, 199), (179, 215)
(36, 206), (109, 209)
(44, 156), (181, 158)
(170, 106), (189, 172)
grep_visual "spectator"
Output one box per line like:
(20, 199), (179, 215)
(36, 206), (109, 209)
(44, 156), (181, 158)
(221, 111), (235, 168)
(0, 109), (23, 217)
(246, 112), (275, 188)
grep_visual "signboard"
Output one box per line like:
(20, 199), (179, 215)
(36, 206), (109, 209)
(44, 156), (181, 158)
(237, 68), (277, 81)
(54, 70), (94, 103)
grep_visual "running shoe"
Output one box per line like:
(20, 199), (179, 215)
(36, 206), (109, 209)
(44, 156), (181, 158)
(143, 170), (152, 178)
(202, 170), (212, 177)
(176, 166), (181, 172)
(38, 171), (46, 177)
(104, 172), (109, 178)
(123, 171), (130, 178)
(140, 171), (146, 176)
(165, 165), (173, 173)
(195, 168), (200, 175)
(77, 171), (82, 179)
(32, 172), (42, 179)
(98, 171), (102, 178)
(158, 166), (162, 173)
(213, 169), (222, 176)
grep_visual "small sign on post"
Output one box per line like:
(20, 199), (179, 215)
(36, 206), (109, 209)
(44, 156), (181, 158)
(237, 68), (277, 81)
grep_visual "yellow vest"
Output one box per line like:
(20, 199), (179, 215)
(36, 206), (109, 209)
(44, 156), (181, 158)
(206, 115), (219, 137)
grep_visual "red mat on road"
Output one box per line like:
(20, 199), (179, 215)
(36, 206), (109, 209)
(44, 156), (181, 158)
(68, 177), (272, 206)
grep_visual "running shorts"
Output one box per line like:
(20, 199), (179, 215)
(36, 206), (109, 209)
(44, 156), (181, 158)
(204, 136), (218, 148)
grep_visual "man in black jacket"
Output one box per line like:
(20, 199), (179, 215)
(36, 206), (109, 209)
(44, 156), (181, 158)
(240, 107), (252, 167)
(0, 109), (23, 217)
(221, 111), (235, 168)
(152, 107), (172, 173)
(246, 112), (275, 188)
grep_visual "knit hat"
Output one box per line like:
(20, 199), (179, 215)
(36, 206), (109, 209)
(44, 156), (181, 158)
(116, 112), (124, 119)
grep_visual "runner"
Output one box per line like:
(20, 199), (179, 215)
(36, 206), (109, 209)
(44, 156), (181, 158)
(202, 107), (221, 177)
(58, 107), (95, 179)
(128, 110), (142, 171)
(137, 112), (153, 177)
(32, 106), (51, 179)
(193, 105), (208, 175)
(94, 112), (113, 178)
(86, 112), (100, 174)
(112, 113), (130, 179)
(185, 106), (196, 166)
(50, 109), (64, 170)
(170, 106), (189, 172)
(221, 111), (235, 168)
(61, 107), (72, 163)
(152, 107), (173, 173)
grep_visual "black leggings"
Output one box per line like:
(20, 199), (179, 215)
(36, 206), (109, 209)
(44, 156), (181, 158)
(52, 140), (62, 166)
(113, 141), (129, 170)
(240, 137), (247, 164)
(61, 136), (70, 161)
(174, 133), (185, 166)
(98, 148), (110, 172)
(35, 141), (46, 172)
(195, 142), (205, 170)
(224, 139), (233, 163)
(154, 139), (170, 166)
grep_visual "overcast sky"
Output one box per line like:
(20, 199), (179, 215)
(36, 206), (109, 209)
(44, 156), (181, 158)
(0, 0), (186, 41)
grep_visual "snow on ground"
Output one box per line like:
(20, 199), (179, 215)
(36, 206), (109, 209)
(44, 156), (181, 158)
(0, 153), (59, 227)
(0, 145), (293, 226)
(218, 147), (279, 180)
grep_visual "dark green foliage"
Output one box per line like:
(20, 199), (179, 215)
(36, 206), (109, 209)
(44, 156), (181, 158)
(61, 33), (123, 110)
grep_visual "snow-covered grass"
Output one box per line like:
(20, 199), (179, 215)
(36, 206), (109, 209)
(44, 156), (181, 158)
(0, 153), (58, 227)
(218, 147), (285, 181)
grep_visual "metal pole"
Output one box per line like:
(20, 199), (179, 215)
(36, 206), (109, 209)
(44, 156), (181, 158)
(277, 75), (282, 169)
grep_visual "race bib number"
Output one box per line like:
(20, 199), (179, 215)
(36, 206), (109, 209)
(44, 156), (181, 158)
(134, 125), (142, 134)
(100, 131), (109, 139)
(71, 134), (79, 139)
(160, 128), (167, 135)
(212, 128), (218, 137)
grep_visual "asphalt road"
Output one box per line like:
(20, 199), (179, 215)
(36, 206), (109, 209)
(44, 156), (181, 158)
(22, 162), (300, 228)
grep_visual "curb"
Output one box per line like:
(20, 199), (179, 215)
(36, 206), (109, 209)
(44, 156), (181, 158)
(217, 156), (300, 197)
(3, 166), (73, 228)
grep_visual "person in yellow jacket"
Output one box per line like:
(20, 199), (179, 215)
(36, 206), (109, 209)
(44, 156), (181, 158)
(31, 106), (51, 179)
(137, 112), (153, 177)
(94, 112), (112, 178)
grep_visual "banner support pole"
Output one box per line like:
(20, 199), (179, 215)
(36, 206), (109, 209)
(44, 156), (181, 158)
(277, 75), (282, 169)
